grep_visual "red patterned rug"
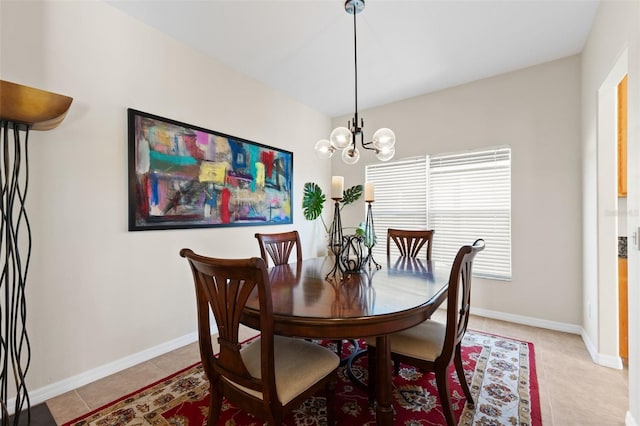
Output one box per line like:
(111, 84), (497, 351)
(63, 330), (541, 425)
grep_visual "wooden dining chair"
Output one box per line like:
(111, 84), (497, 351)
(367, 239), (485, 426)
(387, 228), (435, 259)
(180, 249), (339, 426)
(255, 230), (302, 266)
(255, 230), (347, 358)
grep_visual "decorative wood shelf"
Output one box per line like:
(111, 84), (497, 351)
(0, 80), (73, 130)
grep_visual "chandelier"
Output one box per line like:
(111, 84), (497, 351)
(314, 0), (396, 165)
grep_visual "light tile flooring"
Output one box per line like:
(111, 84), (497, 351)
(47, 314), (629, 425)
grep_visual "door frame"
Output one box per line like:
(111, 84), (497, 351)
(596, 49), (627, 368)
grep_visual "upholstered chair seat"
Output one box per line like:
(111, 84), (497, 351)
(233, 335), (340, 404)
(367, 319), (446, 362)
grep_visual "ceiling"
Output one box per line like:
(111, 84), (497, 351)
(106, 0), (599, 118)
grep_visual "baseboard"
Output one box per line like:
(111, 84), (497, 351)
(627, 411), (639, 426)
(580, 328), (624, 369)
(469, 307), (626, 370)
(580, 329), (599, 364)
(5, 331), (198, 415)
(470, 307), (583, 334)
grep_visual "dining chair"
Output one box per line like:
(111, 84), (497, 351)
(180, 249), (339, 426)
(255, 230), (347, 359)
(385, 228), (436, 373)
(367, 239), (485, 426)
(255, 230), (302, 267)
(387, 228), (435, 259)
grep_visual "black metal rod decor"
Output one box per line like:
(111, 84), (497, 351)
(0, 80), (72, 425)
(0, 122), (33, 426)
(326, 199), (344, 278)
(364, 201), (381, 270)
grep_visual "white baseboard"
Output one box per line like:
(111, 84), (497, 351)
(470, 307), (583, 334)
(469, 307), (625, 370)
(7, 331), (199, 415)
(580, 328), (624, 369)
(627, 411), (639, 426)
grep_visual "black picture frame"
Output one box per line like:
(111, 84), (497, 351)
(128, 109), (293, 231)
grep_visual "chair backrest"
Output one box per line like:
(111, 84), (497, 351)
(255, 230), (302, 266)
(387, 228), (435, 259)
(179, 249), (278, 402)
(391, 256), (431, 274)
(440, 239), (485, 363)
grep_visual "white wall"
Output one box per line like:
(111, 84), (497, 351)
(581, 1), (640, 424)
(333, 56), (583, 327)
(0, 0), (331, 401)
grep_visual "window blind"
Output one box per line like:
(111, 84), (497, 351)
(428, 146), (511, 279)
(365, 157), (428, 258)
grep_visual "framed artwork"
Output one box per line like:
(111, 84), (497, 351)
(128, 109), (293, 231)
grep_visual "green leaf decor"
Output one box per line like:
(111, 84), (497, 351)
(341, 185), (363, 208)
(302, 182), (326, 221)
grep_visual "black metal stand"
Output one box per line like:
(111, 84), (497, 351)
(346, 346), (369, 391)
(0, 121), (33, 426)
(0, 81), (72, 426)
(363, 201), (381, 270)
(326, 198), (343, 278)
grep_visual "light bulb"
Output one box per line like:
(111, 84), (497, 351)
(342, 146), (360, 165)
(314, 139), (335, 159)
(330, 127), (352, 149)
(372, 128), (396, 150)
(376, 145), (395, 162)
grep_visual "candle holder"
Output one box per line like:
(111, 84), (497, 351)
(339, 234), (365, 273)
(326, 198), (344, 278)
(363, 201), (381, 270)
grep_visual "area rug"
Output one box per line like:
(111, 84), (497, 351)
(63, 330), (541, 426)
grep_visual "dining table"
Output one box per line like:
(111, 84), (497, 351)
(241, 254), (451, 426)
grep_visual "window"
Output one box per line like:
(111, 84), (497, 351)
(366, 157), (428, 258)
(365, 146), (511, 280)
(428, 147), (511, 279)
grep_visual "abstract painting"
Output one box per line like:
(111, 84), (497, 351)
(128, 109), (293, 231)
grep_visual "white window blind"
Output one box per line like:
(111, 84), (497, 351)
(428, 146), (511, 280)
(365, 157), (428, 258)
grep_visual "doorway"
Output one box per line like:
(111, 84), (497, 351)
(596, 49), (627, 370)
(617, 74), (628, 365)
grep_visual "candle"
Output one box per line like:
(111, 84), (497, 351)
(364, 182), (375, 202)
(331, 176), (344, 199)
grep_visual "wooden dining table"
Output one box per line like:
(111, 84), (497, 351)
(241, 255), (451, 426)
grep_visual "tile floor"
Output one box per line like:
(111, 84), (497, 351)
(46, 314), (629, 425)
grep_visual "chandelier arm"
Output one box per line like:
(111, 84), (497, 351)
(361, 139), (377, 151)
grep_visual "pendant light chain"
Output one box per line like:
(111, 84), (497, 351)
(313, 0), (396, 165)
(353, 8), (359, 137)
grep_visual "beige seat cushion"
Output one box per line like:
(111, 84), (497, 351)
(225, 336), (340, 405)
(367, 319), (446, 362)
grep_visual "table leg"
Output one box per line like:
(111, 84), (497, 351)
(375, 335), (393, 426)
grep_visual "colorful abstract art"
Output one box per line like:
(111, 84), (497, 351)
(127, 109), (293, 231)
